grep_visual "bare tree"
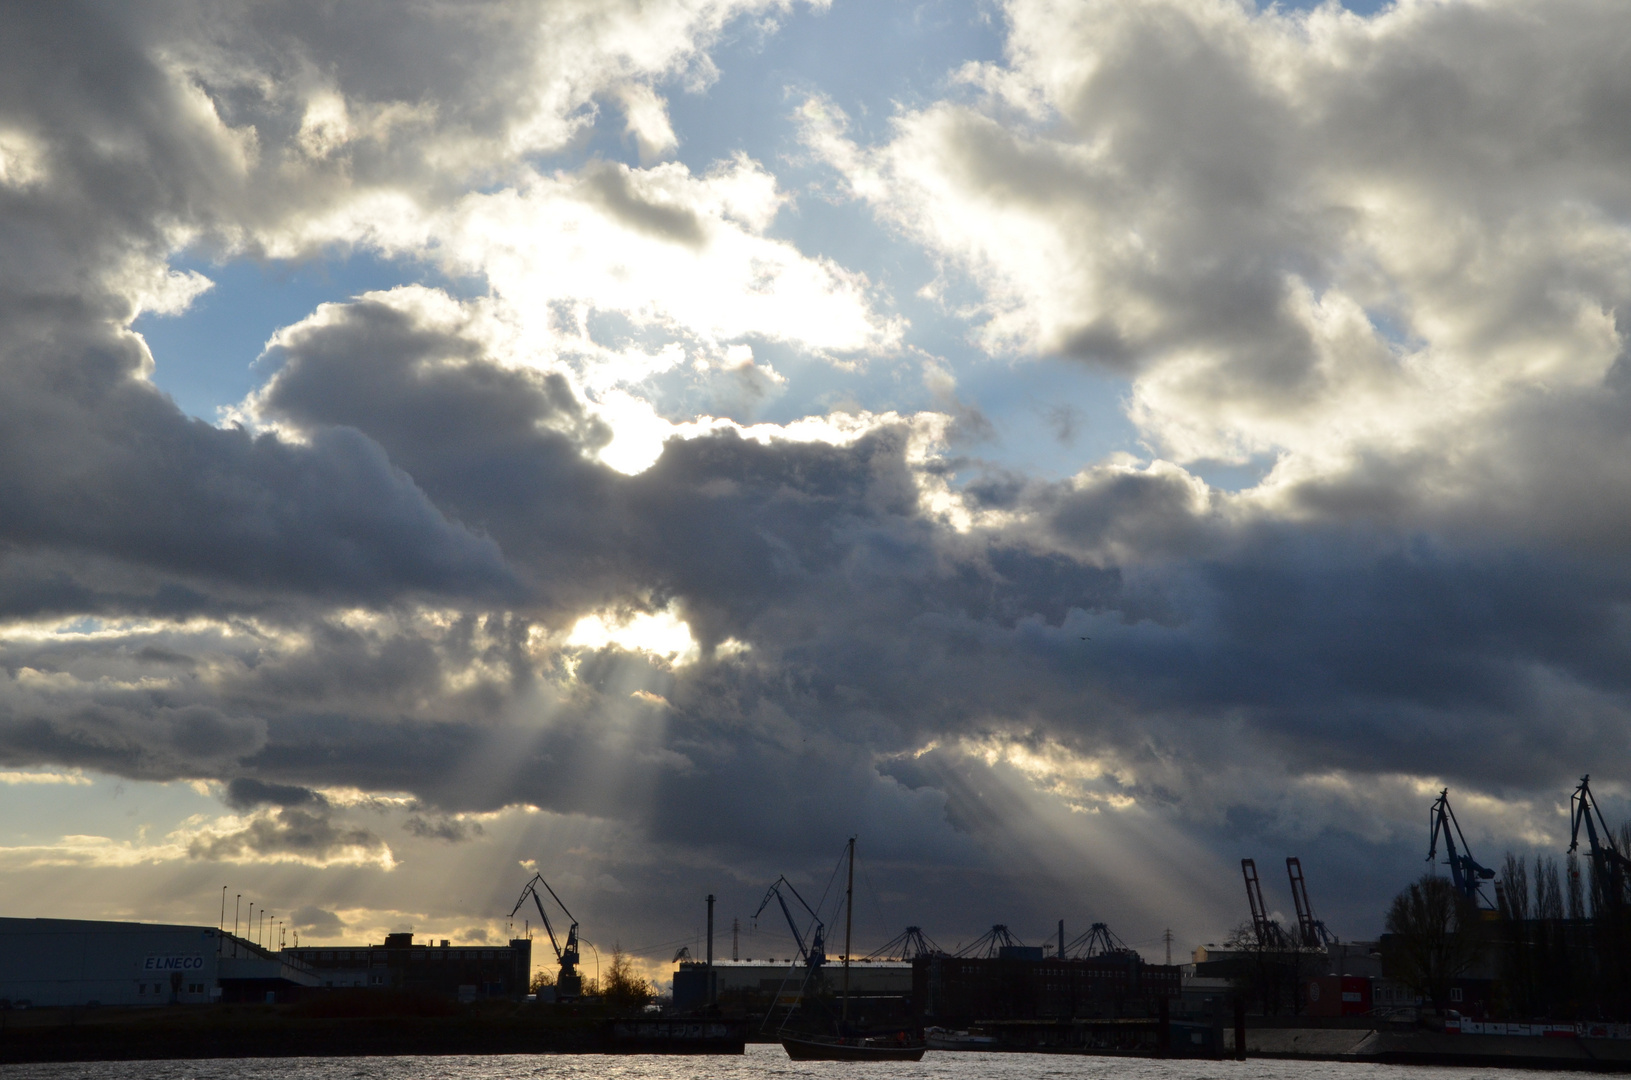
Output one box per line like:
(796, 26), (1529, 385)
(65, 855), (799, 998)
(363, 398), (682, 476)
(1384, 875), (1482, 1015)
(1502, 854), (1530, 921)
(599, 944), (656, 1012)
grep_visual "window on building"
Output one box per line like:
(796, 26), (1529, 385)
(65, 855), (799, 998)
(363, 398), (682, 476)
(1450, 987), (1464, 1003)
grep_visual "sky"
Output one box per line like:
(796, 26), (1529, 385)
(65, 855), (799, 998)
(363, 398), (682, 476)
(2, 0), (1630, 987)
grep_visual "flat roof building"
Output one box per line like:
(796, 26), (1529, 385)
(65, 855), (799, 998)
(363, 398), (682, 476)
(0, 918), (317, 1008)
(282, 932), (531, 1001)
(673, 959), (913, 1012)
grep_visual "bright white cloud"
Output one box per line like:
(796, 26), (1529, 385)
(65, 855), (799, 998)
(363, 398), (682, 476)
(0, 770), (92, 787)
(567, 604), (701, 665)
(809, 0), (1631, 508)
(432, 155), (899, 362)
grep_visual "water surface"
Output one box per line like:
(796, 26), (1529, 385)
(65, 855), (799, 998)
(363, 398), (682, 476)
(0, 1044), (1584, 1080)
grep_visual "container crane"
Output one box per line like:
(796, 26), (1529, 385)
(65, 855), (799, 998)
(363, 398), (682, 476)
(752, 876), (827, 969)
(1064, 922), (1136, 959)
(1241, 859), (1289, 947)
(1427, 789), (1497, 909)
(865, 926), (943, 960)
(1285, 857), (1336, 947)
(952, 925), (1024, 958)
(510, 872), (583, 998)
(1569, 775), (1631, 912)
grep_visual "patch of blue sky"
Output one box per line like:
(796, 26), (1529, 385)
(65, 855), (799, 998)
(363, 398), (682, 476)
(953, 357), (1139, 479)
(665, 0), (1005, 172)
(134, 249), (462, 422)
(0, 772), (219, 847)
(1185, 453), (1281, 493)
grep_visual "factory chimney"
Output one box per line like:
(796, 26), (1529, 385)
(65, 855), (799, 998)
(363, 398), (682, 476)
(706, 894), (716, 1005)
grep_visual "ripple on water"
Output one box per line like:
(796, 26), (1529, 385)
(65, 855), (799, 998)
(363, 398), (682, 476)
(0, 1044), (1589, 1080)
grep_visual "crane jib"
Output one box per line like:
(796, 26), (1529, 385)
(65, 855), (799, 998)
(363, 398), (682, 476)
(1427, 789), (1496, 908)
(753, 875), (826, 968)
(509, 873), (580, 966)
(1570, 777), (1631, 909)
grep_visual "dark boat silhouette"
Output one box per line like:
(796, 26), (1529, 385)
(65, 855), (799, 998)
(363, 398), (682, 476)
(781, 1031), (926, 1061)
(776, 837), (926, 1062)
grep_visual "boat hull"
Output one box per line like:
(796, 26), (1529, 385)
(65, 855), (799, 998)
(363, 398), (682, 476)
(781, 1036), (926, 1061)
(924, 1027), (996, 1051)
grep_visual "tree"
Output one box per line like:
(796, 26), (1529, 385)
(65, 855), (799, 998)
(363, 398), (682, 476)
(529, 968), (555, 995)
(598, 945), (655, 1011)
(1384, 875), (1482, 1015)
(1223, 919), (1323, 1016)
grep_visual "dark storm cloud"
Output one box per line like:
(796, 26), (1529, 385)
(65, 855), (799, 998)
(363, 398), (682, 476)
(241, 296), (1628, 838)
(404, 814), (483, 842)
(188, 805), (389, 863)
(224, 777), (325, 810)
(290, 905), (345, 935)
(0, 328), (518, 607)
(228, 294), (1621, 816)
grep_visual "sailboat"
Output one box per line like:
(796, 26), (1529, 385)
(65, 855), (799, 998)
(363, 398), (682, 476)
(778, 837), (927, 1062)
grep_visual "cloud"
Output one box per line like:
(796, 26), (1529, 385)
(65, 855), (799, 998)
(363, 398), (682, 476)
(404, 814), (484, 843)
(807, 0), (1631, 523)
(0, 770), (91, 786)
(187, 807), (395, 869)
(224, 777), (326, 811)
(290, 905), (346, 936)
(2, 0), (1631, 959)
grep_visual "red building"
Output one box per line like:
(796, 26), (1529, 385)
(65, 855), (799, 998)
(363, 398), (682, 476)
(1303, 975), (1371, 1017)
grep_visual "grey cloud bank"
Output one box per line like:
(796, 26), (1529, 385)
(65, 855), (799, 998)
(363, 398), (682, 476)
(0, 0), (1626, 949)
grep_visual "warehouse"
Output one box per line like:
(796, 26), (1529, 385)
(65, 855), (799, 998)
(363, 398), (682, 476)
(914, 952), (1181, 1024)
(0, 918), (317, 1007)
(673, 958), (912, 1011)
(282, 932), (532, 1000)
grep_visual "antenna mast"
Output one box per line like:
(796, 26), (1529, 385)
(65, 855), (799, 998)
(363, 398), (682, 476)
(842, 836), (855, 1025)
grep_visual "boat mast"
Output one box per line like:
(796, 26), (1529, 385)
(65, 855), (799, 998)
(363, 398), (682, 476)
(842, 835), (855, 1025)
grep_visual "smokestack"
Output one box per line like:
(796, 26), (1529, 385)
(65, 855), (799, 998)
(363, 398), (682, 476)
(706, 894), (716, 1004)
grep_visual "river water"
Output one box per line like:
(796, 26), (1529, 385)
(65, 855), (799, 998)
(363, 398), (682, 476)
(0, 1045), (1586, 1080)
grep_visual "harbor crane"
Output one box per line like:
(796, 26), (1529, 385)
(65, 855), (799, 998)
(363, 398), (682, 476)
(953, 925), (1024, 958)
(1427, 789), (1497, 909)
(1065, 922), (1136, 959)
(752, 876), (827, 969)
(1286, 857), (1337, 947)
(866, 926), (943, 960)
(1241, 858), (1291, 947)
(510, 872), (583, 998)
(1570, 775), (1631, 912)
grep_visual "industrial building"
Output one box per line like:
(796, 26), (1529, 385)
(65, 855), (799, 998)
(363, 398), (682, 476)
(282, 932), (531, 1000)
(0, 918), (317, 1007)
(914, 952), (1182, 1024)
(672, 958), (911, 1012)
